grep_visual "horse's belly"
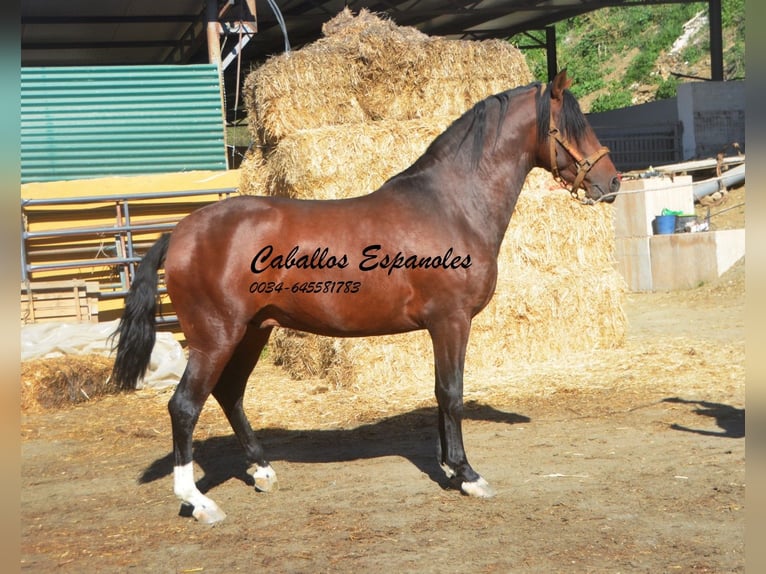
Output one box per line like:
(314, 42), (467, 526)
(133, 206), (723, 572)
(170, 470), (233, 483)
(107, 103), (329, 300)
(252, 283), (422, 337)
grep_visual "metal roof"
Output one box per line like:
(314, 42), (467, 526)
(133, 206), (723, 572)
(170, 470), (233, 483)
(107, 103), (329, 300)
(21, 0), (209, 67)
(21, 0), (695, 67)
(242, 0), (692, 59)
(23, 0), (715, 125)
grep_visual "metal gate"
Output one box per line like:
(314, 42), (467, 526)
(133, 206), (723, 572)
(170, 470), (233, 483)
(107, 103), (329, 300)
(593, 122), (683, 172)
(21, 188), (237, 324)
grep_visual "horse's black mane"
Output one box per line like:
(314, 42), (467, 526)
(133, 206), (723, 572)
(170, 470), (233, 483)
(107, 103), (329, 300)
(403, 78), (590, 175)
(456, 87), (519, 168)
(534, 81), (589, 145)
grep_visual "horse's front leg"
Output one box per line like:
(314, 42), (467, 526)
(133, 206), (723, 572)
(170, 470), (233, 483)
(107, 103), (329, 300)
(429, 316), (496, 498)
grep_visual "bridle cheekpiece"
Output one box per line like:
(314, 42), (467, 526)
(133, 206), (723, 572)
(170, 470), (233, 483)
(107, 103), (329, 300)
(548, 102), (610, 204)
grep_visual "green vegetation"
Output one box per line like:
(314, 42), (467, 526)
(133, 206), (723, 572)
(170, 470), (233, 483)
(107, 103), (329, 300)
(589, 91), (633, 114)
(511, 0), (745, 111)
(655, 75), (680, 100)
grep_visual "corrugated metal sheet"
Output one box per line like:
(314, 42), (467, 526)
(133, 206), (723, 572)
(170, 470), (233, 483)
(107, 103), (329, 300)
(21, 65), (228, 183)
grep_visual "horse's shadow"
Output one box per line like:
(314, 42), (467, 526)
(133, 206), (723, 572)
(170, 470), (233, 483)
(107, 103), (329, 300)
(138, 402), (529, 494)
(662, 397), (745, 438)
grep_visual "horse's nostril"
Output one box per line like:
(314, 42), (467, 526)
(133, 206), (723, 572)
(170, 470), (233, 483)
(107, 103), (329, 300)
(610, 176), (621, 194)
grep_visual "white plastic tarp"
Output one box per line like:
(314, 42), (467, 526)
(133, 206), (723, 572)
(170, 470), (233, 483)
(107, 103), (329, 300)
(21, 319), (185, 389)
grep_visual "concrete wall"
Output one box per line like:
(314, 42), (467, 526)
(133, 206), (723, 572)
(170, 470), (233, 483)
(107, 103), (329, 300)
(677, 80), (745, 159)
(587, 80), (746, 170)
(615, 175), (694, 238)
(612, 175), (745, 292)
(587, 97), (679, 129)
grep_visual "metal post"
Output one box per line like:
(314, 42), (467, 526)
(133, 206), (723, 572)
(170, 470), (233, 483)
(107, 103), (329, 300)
(20, 213), (29, 282)
(546, 26), (558, 82)
(115, 201), (129, 290)
(123, 199), (136, 283)
(708, 0), (724, 81)
(206, 1), (229, 168)
(206, 1), (222, 66)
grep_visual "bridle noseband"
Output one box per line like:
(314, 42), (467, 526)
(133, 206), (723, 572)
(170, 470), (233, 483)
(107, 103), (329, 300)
(548, 104), (610, 204)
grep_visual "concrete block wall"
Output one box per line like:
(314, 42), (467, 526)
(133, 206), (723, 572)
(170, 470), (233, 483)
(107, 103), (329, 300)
(587, 80), (746, 169)
(648, 231), (745, 291)
(677, 80), (745, 159)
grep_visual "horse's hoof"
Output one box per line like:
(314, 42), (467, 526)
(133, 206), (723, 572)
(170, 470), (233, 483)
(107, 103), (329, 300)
(252, 463), (279, 493)
(192, 503), (227, 524)
(461, 476), (496, 498)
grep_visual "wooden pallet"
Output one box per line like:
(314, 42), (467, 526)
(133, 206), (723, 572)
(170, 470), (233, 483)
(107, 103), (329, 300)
(21, 280), (99, 324)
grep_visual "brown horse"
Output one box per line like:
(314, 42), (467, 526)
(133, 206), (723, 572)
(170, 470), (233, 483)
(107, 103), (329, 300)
(112, 70), (620, 523)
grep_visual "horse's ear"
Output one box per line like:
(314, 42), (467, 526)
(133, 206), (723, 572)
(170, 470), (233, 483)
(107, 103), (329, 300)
(550, 69), (572, 101)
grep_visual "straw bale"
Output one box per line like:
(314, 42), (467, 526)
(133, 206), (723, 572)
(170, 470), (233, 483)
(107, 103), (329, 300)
(505, 172), (617, 270)
(269, 328), (341, 379)
(273, 257), (626, 390)
(21, 355), (118, 411)
(243, 8), (532, 142)
(313, 265), (625, 392)
(355, 36), (532, 121)
(243, 42), (367, 143)
(236, 8), (627, 390)
(320, 7), (428, 42)
(238, 146), (271, 196)
(253, 118), (453, 199)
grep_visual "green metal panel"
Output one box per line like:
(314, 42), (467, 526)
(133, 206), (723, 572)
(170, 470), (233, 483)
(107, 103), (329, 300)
(21, 65), (228, 183)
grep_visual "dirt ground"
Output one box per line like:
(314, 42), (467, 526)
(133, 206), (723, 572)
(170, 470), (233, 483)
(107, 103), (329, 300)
(20, 190), (745, 573)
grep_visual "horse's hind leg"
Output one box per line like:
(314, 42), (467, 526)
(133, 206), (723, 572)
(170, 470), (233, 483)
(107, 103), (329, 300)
(212, 326), (278, 493)
(168, 326), (246, 524)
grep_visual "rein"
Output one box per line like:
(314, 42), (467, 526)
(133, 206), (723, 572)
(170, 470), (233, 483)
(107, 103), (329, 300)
(547, 101), (610, 204)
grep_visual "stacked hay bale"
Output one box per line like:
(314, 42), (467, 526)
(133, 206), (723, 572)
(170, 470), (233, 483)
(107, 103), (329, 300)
(239, 8), (626, 391)
(240, 8), (531, 198)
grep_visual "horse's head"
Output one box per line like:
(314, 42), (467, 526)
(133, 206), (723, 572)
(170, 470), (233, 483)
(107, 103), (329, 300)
(537, 70), (620, 204)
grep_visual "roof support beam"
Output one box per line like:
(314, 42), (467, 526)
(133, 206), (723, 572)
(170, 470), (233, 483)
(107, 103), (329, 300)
(207, 1), (222, 66)
(22, 15), (199, 24)
(545, 26), (558, 82)
(708, 0), (724, 80)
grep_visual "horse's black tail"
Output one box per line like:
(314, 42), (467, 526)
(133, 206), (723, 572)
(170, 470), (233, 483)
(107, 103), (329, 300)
(110, 233), (172, 390)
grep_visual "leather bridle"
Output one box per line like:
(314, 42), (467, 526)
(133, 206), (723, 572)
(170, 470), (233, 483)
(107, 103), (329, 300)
(548, 107), (611, 204)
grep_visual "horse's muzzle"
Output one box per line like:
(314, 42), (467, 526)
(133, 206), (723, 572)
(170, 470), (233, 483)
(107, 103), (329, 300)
(594, 175), (620, 204)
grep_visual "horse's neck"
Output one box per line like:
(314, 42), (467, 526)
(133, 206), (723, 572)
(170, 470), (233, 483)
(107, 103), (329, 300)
(467, 167), (531, 257)
(437, 106), (536, 255)
(383, 92), (537, 254)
